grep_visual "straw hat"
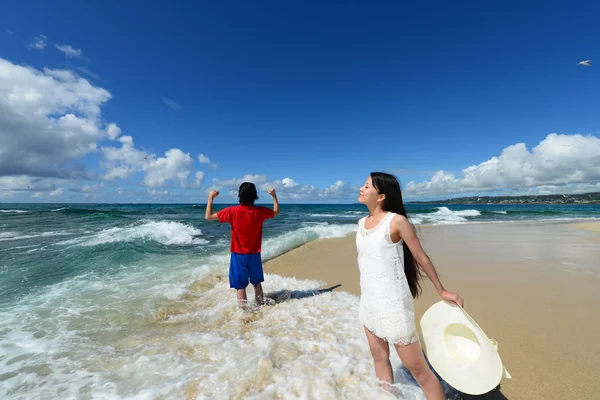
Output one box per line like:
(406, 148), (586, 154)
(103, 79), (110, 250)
(420, 301), (509, 395)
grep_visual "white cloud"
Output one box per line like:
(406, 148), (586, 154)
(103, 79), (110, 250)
(198, 153), (218, 169)
(101, 136), (196, 188)
(0, 176), (36, 191)
(75, 67), (101, 81)
(190, 171), (205, 188)
(69, 183), (104, 194)
(144, 149), (193, 188)
(405, 133), (600, 196)
(211, 175), (356, 201)
(49, 188), (64, 197)
(0, 175), (66, 196)
(106, 123), (121, 140)
(0, 58), (118, 178)
(3, 55), (598, 204)
(282, 177), (299, 188)
(212, 174), (269, 188)
(0, 57), (208, 201)
(162, 97), (181, 111)
(0, 175), (73, 200)
(55, 44), (83, 58)
(319, 180), (346, 197)
(29, 35), (47, 50)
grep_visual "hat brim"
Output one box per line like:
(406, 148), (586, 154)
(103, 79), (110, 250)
(420, 301), (504, 395)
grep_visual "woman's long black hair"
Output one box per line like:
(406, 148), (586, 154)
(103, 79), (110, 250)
(370, 172), (425, 298)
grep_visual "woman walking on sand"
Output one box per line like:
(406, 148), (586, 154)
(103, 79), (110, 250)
(356, 172), (464, 399)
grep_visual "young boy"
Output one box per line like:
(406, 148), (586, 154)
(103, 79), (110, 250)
(205, 182), (279, 306)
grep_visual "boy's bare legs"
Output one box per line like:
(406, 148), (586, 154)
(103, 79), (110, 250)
(254, 283), (264, 304)
(237, 285), (265, 308)
(236, 289), (247, 309)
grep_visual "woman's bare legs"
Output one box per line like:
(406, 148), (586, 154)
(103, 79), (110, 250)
(393, 340), (445, 400)
(364, 327), (394, 392)
(364, 326), (445, 399)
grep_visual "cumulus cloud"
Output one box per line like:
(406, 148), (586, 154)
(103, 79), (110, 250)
(69, 183), (104, 194)
(319, 180), (347, 197)
(198, 154), (218, 169)
(101, 136), (196, 188)
(190, 171), (205, 188)
(29, 35), (47, 50)
(0, 58), (117, 178)
(49, 188), (64, 197)
(0, 175), (67, 198)
(0, 57), (208, 200)
(405, 133), (600, 196)
(0, 176), (36, 192)
(211, 175), (357, 201)
(281, 177), (299, 188)
(212, 174), (269, 188)
(106, 123), (121, 140)
(55, 44), (83, 58)
(144, 149), (194, 187)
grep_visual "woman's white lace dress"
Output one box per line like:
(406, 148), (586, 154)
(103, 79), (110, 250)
(356, 212), (418, 345)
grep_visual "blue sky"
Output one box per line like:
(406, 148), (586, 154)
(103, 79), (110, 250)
(1, 1), (599, 203)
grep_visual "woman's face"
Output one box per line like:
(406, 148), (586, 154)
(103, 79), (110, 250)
(358, 176), (380, 206)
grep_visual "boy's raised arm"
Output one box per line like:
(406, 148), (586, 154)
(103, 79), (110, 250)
(268, 188), (280, 216)
(205, 190), (220, 220)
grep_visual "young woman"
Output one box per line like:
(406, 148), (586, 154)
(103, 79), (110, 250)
(356, 172), (464, 399)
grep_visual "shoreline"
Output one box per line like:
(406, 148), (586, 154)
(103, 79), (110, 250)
(264, 220), (600, 399)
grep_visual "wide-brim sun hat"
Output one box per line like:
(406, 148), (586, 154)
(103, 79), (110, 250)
(420, 301), (509, 395)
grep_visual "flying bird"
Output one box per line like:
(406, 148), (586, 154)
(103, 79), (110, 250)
(579, 60), (591, 67)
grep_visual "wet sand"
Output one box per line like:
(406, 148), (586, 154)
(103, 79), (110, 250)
(264, 221), (600, 399)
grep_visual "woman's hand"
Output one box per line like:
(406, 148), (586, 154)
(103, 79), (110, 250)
(439, 289), (464, 307)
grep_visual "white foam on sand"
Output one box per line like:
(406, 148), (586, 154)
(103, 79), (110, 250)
(0, 270), (428, 399)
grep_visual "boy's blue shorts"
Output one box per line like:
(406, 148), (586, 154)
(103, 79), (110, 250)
(229, 252), (264, 289)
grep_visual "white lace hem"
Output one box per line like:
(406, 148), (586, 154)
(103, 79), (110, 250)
(363, 322), (419, 346)
(360, 302), (417, 346)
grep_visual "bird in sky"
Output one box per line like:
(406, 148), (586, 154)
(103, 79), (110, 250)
(579, 60), (592, 67)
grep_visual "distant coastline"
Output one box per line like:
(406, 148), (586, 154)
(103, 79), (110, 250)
(3, 192), (600, 206)
(408, 192), (600, 205)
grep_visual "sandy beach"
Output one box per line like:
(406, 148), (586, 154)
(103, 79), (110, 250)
(264, 221), (600, 400)
(571, 222), (600, 234)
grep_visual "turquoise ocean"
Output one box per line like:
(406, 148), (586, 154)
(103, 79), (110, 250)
(1, 203), (599, 399)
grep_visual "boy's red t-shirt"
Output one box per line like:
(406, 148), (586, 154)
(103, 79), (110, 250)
(217, 205), (275, 254)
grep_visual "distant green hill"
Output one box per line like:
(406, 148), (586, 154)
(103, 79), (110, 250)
(409, 192), (600, 205)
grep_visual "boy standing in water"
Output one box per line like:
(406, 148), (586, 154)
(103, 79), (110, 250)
(205, 183), (279, 306)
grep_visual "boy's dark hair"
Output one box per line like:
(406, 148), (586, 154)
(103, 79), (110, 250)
(238, 182), (258, 205)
